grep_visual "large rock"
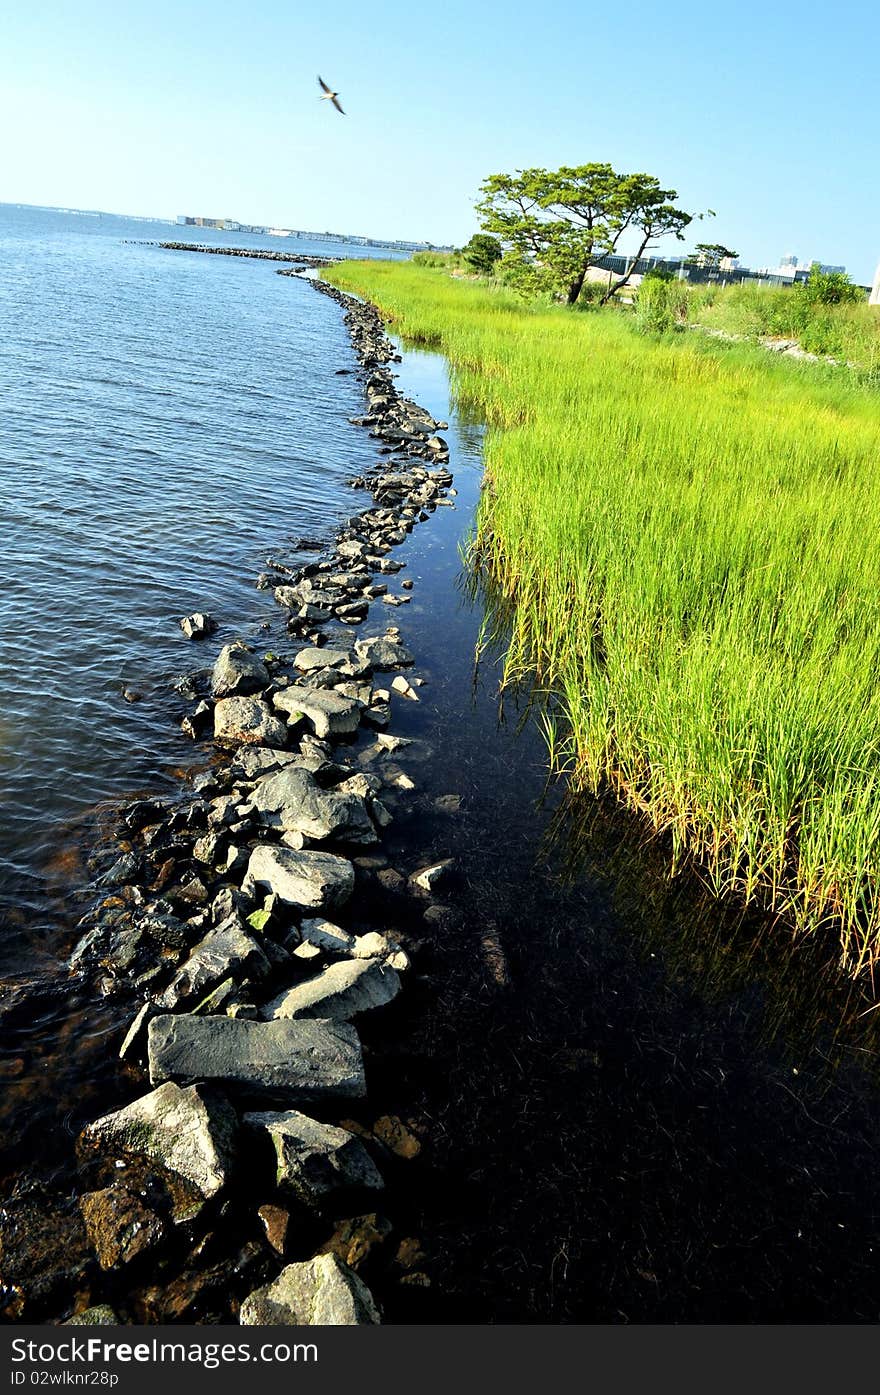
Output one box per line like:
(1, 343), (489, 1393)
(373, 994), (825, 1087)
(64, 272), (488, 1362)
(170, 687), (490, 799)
(293, 647), (352, 674)
(249, 767), (377, 845)
(239, 1254), (380, 1325)
(211, 642), (270, 698)
(243, 845), (354, 911)
(213, 695), (288, 748)
(243, 1109), (383, 1204)
(153, 916), (271, 1011)
(78, 1187), (166, 1270)
(80, 1083), (237, 1221)
(147, 1014), (365, 1104)
(272, 685), (361, 739)
(265, 959), (401, 1021)
(354, 636), (414, 671)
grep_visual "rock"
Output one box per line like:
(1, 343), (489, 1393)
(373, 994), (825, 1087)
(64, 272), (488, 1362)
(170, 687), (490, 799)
(119, 1001), (155, 1061)
(354, 636), (414, 671)
(213, 696), (288, 748)
(243, 1110), (383, 1204)
(434, 794), (462, 815)
(232, 747), (303, 779)
(64, 1305), (119, 1325)
(257, 1203), (290, 1256)
(273, 685), (361, 739)
(180, 613), (216, 640)
(211, 642), (270, 699)
(249, 767), (377, 846)
(293, 646), (351, 673)
(80, 1083), (237, 1221)
(0, 1194), (92, 1321)
(299, 917), (356, 954)
(372, 1115), (422, 1160)
(318, 1214), (392, 1270)
(410, 858), (455, 893)
(153, 916), (271, 1011)
(244, 845), (355, 912)
(391, 675), (419, 701)
(147, 1014), (366, 1104)
(264, 959), (401, 1021)
(79, 1187), (166, 1270)
(239, 1254), (380, 1325)
(376, 867), (405, 892)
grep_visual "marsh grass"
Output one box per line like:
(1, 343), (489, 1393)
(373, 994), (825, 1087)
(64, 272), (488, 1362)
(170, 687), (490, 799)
(325, 259), (880, 976)
(690, 282), (880, 374)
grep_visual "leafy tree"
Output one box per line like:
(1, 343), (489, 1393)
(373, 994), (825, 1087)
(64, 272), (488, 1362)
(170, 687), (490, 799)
(689, 242), (738, 268)
(476, 164), (700, 305)
(462, 233), (503, 276)
(802, 264), (864, 306)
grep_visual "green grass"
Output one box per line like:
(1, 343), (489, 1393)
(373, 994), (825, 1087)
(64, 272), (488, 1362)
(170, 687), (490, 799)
(689, 281), (880, 374)
(324, 258), (880, 977)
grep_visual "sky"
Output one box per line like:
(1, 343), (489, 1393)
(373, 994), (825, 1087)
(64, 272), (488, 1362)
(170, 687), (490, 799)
(2, 0), (878, 282)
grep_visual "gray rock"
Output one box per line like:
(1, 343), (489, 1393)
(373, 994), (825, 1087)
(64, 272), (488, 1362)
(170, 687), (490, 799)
(244, 844), (355, 911)
(239, 1254), (380, 1325)
(147, 1014), (365, 1104)
(153, 916), (271, 1011)
(293, 646), (351, 673)
(180, 612), (216, 640)
(410, 858), (455, 892)
(213, 695), (288, 748)
(80, 1083), (237, 1221)
(273, 685), (361, 739)
(211, 642), (270, 698)
(264, 958), (401, 1021)
(298, 917), (356, 953)
(354, 636), (415, 671)
(243, 1109), (383, 1203)
(232, 747), (304, 779)
(249, 767), (377, 845)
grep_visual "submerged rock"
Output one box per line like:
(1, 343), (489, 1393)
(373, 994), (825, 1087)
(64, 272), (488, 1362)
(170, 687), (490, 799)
(239, 1253), (380, 1325)
(243, 1109), (383, 1204)
(147, 1013), (366, 1104)
(80, 1083), (237, 1222)
(79, 1187), (166, 1270)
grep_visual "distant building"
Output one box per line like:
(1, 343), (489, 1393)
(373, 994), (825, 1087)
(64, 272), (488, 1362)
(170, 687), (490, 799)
(870, 263), (880, 307)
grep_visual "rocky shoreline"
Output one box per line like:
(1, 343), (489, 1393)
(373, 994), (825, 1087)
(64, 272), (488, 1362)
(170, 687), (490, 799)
(0, 280), (461, 1326)
(156, 242), (340, 267)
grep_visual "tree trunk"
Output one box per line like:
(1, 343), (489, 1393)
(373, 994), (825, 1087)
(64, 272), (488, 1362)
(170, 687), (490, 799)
(566, 269), (587, 304)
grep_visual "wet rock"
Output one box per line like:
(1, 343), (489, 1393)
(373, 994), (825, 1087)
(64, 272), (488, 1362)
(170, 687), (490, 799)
(372, 1115), (422, 1160)
(153, 916), (271, 1011)
(147, 1014), (366, 1104)
(273, 685), (361, 739)
(434, 794), (463, 815)
(0, 1192), (93, 1320)
(410, 858), (456, 893)
(244, 845), (355, 912)
(81, 1083), (237, 1222)
(249, 766), (377, 845)
(119, 1001), (156, 1060)
(354, 636), (414, 670)
(391, 675), (419, 701)
(180, 613), (216, 640)
(264, 959), (401, 1021)
(213, 695), (288, 748)
(243, 1110), (383, 1204)
(239, 1253), (380, 1325)
(211, 642), (270, 699)
(79, 1186), (166, 1270)
(318, 1214), (392, 1270)
(257, 1203), (290, 1256)
(293, 646), (352, 673)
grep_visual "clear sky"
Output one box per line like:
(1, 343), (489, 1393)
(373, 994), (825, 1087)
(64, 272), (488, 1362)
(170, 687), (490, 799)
(2, 0), (878, 281)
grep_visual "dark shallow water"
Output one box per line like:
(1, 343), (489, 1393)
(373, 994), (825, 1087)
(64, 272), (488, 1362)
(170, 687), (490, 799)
(3, 220), (880, 1323)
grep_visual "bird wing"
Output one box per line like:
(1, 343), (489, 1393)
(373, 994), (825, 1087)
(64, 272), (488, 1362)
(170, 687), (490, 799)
(331, 96), (345, 114)
(317, 75), (331, 93)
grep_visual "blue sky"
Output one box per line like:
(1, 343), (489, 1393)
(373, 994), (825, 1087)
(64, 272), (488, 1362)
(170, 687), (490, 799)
(2, 0), (877, 281)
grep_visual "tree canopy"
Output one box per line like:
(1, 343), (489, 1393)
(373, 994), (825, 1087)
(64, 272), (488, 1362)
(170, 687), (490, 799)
(476, 163), (699, 304)
(462, 233), (503, 275)
(690, 242), (739, 268)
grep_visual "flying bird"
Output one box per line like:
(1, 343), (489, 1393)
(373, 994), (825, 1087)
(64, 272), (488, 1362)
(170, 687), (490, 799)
(317, 75), (345, 115)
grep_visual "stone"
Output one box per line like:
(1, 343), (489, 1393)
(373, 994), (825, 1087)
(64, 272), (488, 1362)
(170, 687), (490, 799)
(119, 1001), (155, 1061)
(244, 845), (355, 912)
(80, 1083), (237, 1221)
(243, 1110), (383, 1204)
(79, 1187), (166, 1270)
(147, 1014), (366, 1104)
(257, 1203), (290, 1256)
(249, 767), (377, 845)
(211, 642), (270, 699)
(180, 613), (216, 640)
(293, 646), (351, 673)
(318, 1214), (392, 1270)
(299, 917), (356, 954)
(232, 747), (303, 779)
(153, 917), (270, 1011)
(391, 675), (419, 702)
(372, 1115), (422, 1160)
(64, 1305), (119, 1326)
(354, 636), (414, 671)
(264, 959), (401, 1021)
(410, 858), (455, 893)
(239, 1254), (380, 1326)
(273, 685), (361, 739)
(435, 794), (463, 815)
(213, 696), (288, 748)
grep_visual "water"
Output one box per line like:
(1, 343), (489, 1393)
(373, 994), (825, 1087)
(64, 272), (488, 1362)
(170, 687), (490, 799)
(0, 204), (400, 971)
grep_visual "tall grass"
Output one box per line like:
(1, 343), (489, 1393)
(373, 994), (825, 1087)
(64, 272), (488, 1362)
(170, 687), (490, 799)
(690, 282), (880, 374)
(325, 259), (880, 976)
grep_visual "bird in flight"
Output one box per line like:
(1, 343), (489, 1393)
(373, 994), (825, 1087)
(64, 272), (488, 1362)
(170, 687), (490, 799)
(317, 76), (345, 115)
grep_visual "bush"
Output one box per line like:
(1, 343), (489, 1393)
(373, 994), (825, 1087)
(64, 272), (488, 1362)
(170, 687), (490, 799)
(635, 275), (691, 333)
(462, 234), (503, 276)
(802, 266), (864, 307)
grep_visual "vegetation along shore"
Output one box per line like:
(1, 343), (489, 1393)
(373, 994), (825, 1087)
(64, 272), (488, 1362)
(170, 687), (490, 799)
(323, 249), (880, 977)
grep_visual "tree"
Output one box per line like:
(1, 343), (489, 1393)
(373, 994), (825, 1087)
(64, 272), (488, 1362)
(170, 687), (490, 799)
(462, 233), (503, 276)
(476, 163), (700, 305)
(689, 242), (738, 268)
